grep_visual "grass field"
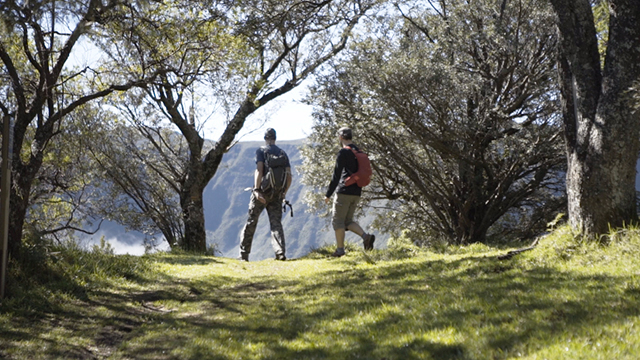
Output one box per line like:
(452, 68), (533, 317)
(1, 225), (640, 359)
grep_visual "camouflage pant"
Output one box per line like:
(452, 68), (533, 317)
(240, 192), (285, 258)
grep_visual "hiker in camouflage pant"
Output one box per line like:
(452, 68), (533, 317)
(240, 191), (286, 259)
(239, 128), (291, 261)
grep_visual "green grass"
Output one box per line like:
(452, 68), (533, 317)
(1, 226), (640, 359)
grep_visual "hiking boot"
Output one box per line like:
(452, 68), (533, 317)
(331, 249), (345, 257)
(363, 233), (376, 251)
(275, 253), (287, 261)
(238, 254), (249, 262)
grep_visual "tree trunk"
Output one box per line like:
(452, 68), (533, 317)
(8, 192), (27, 258)
(8, 131), (43, 257)
(174, 98), (257, 253)
(177, 131), (209, 252)
(180, 189), (206, 252)
(550, 0), (640, 234)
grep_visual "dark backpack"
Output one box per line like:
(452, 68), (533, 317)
(344, 147), (372, 187)
(260, 146), (288, 195)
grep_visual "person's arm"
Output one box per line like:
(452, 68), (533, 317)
(325, 151), (345, 201)
(284, 167), (292, 196)
(254, 161), (264, 190)
(252, 161), (267, 204)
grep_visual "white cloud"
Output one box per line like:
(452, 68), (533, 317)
(80, 236), (170, 256)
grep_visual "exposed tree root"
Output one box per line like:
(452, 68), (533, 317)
(497, 238), (540, 260)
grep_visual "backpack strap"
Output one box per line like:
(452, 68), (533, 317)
(261, 145), (271, 169)
(344, 144), (360, 155)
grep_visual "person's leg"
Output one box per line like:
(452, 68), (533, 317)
(266, 197), (286, 259)
(239, 194), (265, 260)
(331, 194), (349, 256)
(343, 195), (360, 231)
(335, 228), (346, 248)
(347, 222), (364, 236)
(343, 195), (375, 250)
(336, 223), (375, 252)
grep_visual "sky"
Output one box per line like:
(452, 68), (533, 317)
(70, 38), (315, 143)
(204, 86), (315, 142)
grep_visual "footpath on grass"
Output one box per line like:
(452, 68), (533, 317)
(1, 227), (640, 359)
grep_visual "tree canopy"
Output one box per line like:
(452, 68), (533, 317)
(301, 0), (566, 244)
(0, 0), (152, 256)
(84, 0), (381, 251)
(2, 0), (639, 258)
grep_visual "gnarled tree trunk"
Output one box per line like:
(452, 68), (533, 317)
(550, 0), (640, 234)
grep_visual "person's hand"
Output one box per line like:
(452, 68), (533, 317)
(324, 197), (331, 205)
(254, 190), (267, 204)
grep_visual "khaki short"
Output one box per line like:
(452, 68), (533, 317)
(331, 193), (360, 230)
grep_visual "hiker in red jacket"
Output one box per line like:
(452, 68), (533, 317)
(324, 127), (375, 257)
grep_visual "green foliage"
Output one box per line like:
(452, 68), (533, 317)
(84, 107), (186, 247)
(530, 223), (640, 267)
(301, 0), (565, 245)
(85, 0), (382, 253)
(4, 234), (153, 316)
(0, 0), (156, 255)
(167, 243), (220, 257)
(59, 238), (151, 286)
(381, 231), (421, 259)
(24, 104), (109, 240)
(592, 0), (610, 66)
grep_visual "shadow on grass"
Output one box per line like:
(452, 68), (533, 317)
(2, 253), (640, 359)
(91, 255), (639, 359)
(150, 254), (224, 266)
(0, 256), (220, 359)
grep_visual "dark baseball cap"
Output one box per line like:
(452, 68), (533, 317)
(337, 127), (352, 139)
(264, 128), (276, 140)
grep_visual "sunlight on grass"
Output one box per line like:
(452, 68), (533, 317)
(2, 227), (640, 359)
